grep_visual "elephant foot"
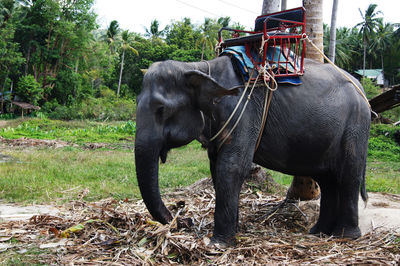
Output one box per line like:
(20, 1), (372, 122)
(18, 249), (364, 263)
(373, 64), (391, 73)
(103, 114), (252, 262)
(309, 222), (332, 236)
(332, 226), (361, 239)
(210, 235), (236, 248)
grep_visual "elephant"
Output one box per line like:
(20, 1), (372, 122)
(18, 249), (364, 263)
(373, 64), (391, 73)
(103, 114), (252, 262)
(134, 56), (370, 245)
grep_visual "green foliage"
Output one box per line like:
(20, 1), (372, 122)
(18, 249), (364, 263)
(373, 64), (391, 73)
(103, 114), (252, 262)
(15, 75), (43, 104)
(381, 107), (400, 122)
(361, 77), (381, 99)
(41, 95), (136, 121)
(2, 2), (400, 117)
(0, 113), (16, 119)
(368, 124), (400, 162)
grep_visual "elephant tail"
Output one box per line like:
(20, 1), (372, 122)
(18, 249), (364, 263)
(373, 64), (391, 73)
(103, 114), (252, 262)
(360, 165), (368, 207)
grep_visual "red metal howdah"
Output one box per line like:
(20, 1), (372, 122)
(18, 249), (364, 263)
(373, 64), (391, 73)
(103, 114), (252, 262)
(218, 7), (306, 79)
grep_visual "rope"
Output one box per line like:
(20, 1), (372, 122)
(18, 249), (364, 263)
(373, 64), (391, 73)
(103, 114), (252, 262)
(202, 60), (211, 76)
(209, 68), (256, 141)
(259, 65), (278, 92)
(255, 83), (274, 152)
(259, 35), (269, 56)
(301, 34), (372, 109)
(218, 72), (261, 149)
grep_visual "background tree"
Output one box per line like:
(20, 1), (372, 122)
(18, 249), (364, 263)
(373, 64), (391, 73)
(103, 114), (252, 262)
(196, 18), (218, 60)
(356, 4), (382, 76)
(105, 20), (120, 67)
(144, 19), (166, 43)
(303, 0), (324, 63)
(261, 0), (280, 14)
(117, 30), (138, 97)
(328, 0), (339, 62)
(370, 20), (393, 73)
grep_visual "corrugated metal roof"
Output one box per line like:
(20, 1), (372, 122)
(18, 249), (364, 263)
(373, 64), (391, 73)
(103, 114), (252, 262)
(355, 69), (383, 78)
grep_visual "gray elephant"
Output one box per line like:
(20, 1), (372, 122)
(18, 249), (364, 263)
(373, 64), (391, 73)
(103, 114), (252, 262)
(134, 56), (370, 245)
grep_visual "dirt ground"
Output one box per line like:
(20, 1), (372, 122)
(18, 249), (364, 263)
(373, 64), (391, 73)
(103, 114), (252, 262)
(0, 178), (399, 264)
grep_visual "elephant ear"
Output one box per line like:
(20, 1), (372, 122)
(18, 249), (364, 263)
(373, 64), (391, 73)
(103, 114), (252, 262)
(184, 70), (239, 114)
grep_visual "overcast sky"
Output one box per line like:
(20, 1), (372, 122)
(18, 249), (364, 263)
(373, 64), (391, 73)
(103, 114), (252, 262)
(93, 0), (400, 34)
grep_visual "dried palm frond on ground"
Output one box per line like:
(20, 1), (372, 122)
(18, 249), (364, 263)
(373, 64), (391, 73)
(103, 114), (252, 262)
(0, 178), (399, 265)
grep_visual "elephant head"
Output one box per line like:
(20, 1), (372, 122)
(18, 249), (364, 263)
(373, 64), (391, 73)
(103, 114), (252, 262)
(134, 61), (238, 224)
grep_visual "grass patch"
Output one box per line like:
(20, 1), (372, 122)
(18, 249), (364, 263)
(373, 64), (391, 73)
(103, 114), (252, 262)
(0, 119), (399, 203)
(0, 118), (136, 143)
(0, 142), (209, 203)
(366, 159), (400, 194)
(0, 247), (51, 265)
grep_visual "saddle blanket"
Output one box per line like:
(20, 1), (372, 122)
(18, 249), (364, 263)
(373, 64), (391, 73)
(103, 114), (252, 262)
(221, 45), (302, 85)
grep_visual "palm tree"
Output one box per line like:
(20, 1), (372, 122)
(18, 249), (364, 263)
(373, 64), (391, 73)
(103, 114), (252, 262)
(0, 0), (27, 29)
(144, 19), (166, 42)
(324, 25), (354, 70)
(328, 0), (339, 62)
(281, 0), (287, 10)
(217, 16), (230, 28)
(371, 20), (393, 77)
(196, 18), (217, 60)
(261, 0), (280, 14)
(117, 30), (138, 97)
(303, 0), (324, 63)
(105, 20), (120, 67)
(356, 4), (382, 76)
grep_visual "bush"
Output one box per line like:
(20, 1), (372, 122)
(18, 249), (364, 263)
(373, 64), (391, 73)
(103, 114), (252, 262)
(361, 77), (380, 100)
(42, 96), (136, 121)
(368, 124), (400, 161)
(15, 75), (43, 105)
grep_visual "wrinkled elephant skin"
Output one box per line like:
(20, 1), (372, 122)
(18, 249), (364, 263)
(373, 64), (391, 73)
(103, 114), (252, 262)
(134, 57), (370, 245)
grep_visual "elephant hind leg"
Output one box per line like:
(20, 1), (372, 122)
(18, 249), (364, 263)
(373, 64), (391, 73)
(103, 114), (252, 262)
(311, 171), (362, 239)
(330, 168), (362, 239)
(329, 131), (368, 239)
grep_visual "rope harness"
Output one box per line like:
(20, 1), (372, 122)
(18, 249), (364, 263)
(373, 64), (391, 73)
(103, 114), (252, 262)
(206, 34), (374, 151)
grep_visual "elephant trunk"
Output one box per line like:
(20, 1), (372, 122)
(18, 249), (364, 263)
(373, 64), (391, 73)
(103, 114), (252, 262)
(135, 141), (172, 224)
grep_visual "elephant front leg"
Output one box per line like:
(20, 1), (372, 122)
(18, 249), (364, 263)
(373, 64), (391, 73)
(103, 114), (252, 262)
(211, 155), (250, 245)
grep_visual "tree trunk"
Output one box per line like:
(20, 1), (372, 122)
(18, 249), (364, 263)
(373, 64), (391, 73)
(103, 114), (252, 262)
(281, 0), (287, 11)
(25, 44), (32, 76)
(328, 0), (339, 62)
(10, 81), (13, 112)
(363, 36), (366, 77)
(262, 0), (280, 15)
(1, 70), (9, 113)
(75, 58), (79, 73)
(117, 49), (125, 97)
(1, 78), (5, 114)
(303, 0), (324, 63)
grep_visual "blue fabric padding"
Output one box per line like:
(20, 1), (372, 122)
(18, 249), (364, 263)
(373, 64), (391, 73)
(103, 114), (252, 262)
(276, 76), (302, 85)
(220, 45), (302, 85)
(222, 46), (254, 71)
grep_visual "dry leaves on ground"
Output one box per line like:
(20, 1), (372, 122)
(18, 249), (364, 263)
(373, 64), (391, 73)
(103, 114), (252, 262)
(0, 178), (399, 265)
